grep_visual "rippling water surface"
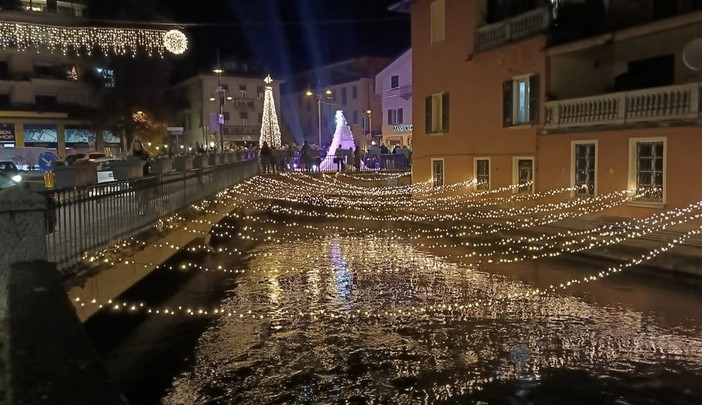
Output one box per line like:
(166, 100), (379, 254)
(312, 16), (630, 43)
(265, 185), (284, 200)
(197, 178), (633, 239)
(88, 214), (702, 404)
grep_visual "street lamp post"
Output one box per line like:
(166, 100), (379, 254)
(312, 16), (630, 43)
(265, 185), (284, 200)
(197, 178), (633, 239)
(212, 66), (225, 152)
(306, 88), (332, 146)
(366, 109), (372, 139)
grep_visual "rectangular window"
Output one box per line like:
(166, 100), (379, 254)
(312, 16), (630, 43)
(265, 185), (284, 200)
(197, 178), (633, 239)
(425, 93), (449, 133)
(352, 86), (358, 99)
(257, 86), (264, 99)
(222, 111), (230, 121)
(635, 141), (664, 202)
(353, 110), (358, 125)
(221, 84), (229, 92)
(432, 159), (444, 188)
(503, 74), (539, 127)
(341, 88), (347, 105)
(574, 142), (596, 197)
(388, 108), (405, 125)
(35, 95), (57, 108)
(258, 113), (263, 124)
(0, 93), (9, 108)
(514, 157), (534, 194)
(391, 75), (400, 89)
(0, 61), (9, 80)
(430, 0), (446, 44)
(239, 85), (247, 98)
(475, 158), (490, 191)
(198, 108), (203, 127)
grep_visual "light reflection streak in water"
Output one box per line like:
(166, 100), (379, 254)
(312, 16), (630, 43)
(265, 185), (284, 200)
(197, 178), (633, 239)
(161, 234), (702, 404)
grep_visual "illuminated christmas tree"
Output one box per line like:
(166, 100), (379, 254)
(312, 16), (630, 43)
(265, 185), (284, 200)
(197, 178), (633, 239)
(259, 75), (282, 147)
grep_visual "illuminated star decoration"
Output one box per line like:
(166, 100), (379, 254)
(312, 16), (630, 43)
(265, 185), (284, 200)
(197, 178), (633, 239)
(0, 21), (188, 56)
(259, 75), (282, 148)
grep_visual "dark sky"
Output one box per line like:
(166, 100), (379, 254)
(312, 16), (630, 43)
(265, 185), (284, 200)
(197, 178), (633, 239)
(95, 0), (410, 79)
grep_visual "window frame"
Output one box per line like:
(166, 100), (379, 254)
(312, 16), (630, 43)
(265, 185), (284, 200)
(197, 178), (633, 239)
(474, 157), (491, 191)
(570, 140), (598, 198)
(430, 0), (446, 45)
(512, 156), (535, 194)
(390, 75), (400, 89)
(425, 92), (449, 134)
(503, 74), (539, 128)
(628, 136), (667, 206)
(431, 158), (445, 188)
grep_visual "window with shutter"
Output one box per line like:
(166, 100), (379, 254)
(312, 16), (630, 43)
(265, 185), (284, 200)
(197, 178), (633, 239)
(504, 74), (539, 127)
(503, 80), (513, 127)
(430, 0), (446, 44)
(529, 75), (539, 123)
(425, 96), (432, 133)
(441, 93), (449, 132)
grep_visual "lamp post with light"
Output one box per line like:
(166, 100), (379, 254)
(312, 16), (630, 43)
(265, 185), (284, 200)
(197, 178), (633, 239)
(209, 55), (233, 152)
(366, 109), (372, 139)
(306, 88), (332, 146)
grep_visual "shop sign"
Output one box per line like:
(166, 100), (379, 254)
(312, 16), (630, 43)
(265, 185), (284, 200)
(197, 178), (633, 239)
(392, 124), (413, 132)
(0, 123), (15, 143)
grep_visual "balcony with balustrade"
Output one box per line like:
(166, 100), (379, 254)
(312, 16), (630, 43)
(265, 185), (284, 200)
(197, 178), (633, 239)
(474, 7), (551, 53)
(543, 82), (702, 131)
(383, 84), (412, 101)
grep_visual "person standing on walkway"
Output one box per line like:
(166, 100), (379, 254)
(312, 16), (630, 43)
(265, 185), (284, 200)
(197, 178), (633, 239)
(130, 139), (151, 216)
(260, 141), (272, 174)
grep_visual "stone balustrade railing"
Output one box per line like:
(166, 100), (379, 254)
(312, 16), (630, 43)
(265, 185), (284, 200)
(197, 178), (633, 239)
(544, 82), (702, 129)
(383, 84), (413, 100)
(474, 7), (550, 52)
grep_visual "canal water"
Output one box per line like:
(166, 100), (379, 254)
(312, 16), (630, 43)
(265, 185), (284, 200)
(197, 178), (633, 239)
(86, 210), (702, 404)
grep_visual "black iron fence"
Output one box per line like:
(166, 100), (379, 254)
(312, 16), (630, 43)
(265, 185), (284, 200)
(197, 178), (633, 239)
(260, 153), (411, 173)
(42, 158), (259, 271)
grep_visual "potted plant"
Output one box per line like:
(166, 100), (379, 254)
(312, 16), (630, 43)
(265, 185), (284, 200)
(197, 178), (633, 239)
(110, 159), (145, 180)
(53, 162), (98, 188)
(193, 154), (209, 168)
(174, 155), (193, 171)
(150, 156), (173, 175)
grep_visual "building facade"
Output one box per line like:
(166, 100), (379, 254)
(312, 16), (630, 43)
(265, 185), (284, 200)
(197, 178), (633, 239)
(280, 56), (390, 149)
(0, 1), (108, 157)
(401, 0), (702, 216)
(540, 6), (702, 216)
(172, 68), (282, 149)
(404, 0), (546, 191)
(375, 49), (413, 149)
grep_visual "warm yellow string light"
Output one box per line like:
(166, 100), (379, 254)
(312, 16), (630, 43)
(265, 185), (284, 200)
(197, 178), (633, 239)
(0, 22), (187, 56)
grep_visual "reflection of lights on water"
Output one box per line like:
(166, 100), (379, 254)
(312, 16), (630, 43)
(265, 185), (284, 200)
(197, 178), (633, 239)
(331, 238), (352, 304)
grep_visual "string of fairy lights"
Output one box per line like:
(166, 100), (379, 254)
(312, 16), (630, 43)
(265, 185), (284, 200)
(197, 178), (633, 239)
(0, 21), (188, 55)
(71, 174), (698, 325)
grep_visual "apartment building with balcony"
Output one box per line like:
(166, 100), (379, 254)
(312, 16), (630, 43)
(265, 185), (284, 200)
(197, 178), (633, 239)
(0, 0), (106, 157)
(280, 56), (391, 149)
(171, 61), (281, 148)
(540, 6), (702, 215)
(396, 0), (548, 191)
(396, 0), (702, 215)
(375, 49), (413, 149)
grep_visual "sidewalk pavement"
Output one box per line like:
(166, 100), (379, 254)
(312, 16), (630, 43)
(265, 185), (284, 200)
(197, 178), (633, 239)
(513, 215), (702, 281)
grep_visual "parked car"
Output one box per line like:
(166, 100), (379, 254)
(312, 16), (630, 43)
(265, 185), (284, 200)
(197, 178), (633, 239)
(0, 172), (57, 233)
(0, 160), (23, 183)
(65, 152), (121, 170)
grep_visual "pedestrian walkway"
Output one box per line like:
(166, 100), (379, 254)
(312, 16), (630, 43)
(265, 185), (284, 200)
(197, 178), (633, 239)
(514, 216), (702, 280)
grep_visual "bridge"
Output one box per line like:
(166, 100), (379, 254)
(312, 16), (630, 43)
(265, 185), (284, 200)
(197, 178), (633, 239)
(0, 152), (414, 404)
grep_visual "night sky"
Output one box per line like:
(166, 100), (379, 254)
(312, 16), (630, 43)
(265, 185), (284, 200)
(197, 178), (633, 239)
(97, 0), (410, 79)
